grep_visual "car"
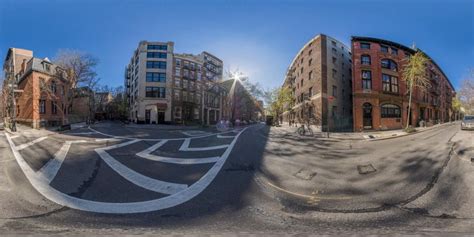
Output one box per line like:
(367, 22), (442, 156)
(461, 115), (474, 130)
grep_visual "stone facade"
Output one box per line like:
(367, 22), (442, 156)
(351, 36), (455, 131)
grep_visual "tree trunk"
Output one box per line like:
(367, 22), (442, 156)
(406, 80), (413, 129)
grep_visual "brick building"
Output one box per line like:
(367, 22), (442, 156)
(9, 53), (70, 128)
(351, 36), (456, 131)
(281, 34), (353, 132)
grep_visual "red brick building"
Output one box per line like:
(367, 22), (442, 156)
(351, 37), (455, 131)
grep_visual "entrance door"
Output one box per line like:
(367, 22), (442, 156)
(362, 103), (372, 129)
(145, 110), (151, 124)
(157, 111), (165, 124)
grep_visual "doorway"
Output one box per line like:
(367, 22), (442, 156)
(145, 109), (151, 124)
(362, 103), (372, 129)
(157, 111), (165, 124)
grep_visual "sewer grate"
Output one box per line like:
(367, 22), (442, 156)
(357, 164), (377, 175)
(294, 169), (317, 180)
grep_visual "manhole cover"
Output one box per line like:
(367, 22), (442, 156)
(357, 164), (377, 174)
(294, 169), (317, 180)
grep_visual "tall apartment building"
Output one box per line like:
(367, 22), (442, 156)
(351, 36), (455, 131)
(125, 41), (225, 125)
(281, 34), (353, 132)
(125, 41), (174, 124)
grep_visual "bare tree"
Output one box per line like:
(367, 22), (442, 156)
(53, 49), (100, 124)
(459, 68), (474, 114)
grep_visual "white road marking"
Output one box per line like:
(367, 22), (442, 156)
(0, 133), (4, 137)
(217, 134), (236, 139)
(95, 139), (188, 194)
(15, 136), (48, 151)
(180, 131), (212, 137)
(136, 140), (221, 164)
(179, 138), (229, 151)
(95, 138), (121, 142)
(9, 135), (19, 139)
(4, 126), (250, 214)
(37, 140), (87, 183)
(88, 125), (248, 141)
(66, 132), (97, 135)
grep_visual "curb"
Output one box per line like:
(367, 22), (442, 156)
(366, 123), (455, 142)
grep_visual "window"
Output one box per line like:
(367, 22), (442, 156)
(382, 74), (399, 93)
(332, 69), (337, 78)
(147, 44), (167, 50)
(332, 48), (337, 54)
(362, 70), (372, 89)
(381, 104), (401, 118)
(308, 71), (313, 80)
(331, 41), (337, 46)
(361, 55), (371, 65)
(391, 47), (398, 55)
(174, 90), (180, 100)
(308, 50), (312, 55)
(147, 52), (167, 58)
(175, 68), (181, 77)
(332, 86), (337, 97)
(308, 58), (312, 66)
(146, 61), (166, 69)
(146, 72), (166, 82)
(300, 67), (303, 74)
(51, 101), (57, 114)
(360, 42), (370, 49)
(51, 81), (57, 93)
(332, 106), (337, 118)
(332, 57), (337, 64)
(145, 87), (166, 98)
(176, 59), (181, 66)
(301, 78), (304, 87)
(174, 106), (181, 117)
(309, 87), (313, 97)
(39, 100), (46, 114)
(380, 45), (389, 53)
(381, 59), (397, 71)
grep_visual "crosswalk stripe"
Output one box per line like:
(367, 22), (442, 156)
(15, 136), (48, 151)
(137, 140), (220, 164)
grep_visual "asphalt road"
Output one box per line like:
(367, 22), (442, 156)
(0, 122), (472, 235)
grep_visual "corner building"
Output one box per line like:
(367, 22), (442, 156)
(282, 34), (353, 132)
(351, 36), (455, 131)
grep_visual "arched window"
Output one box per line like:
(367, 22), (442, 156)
(361, 55), (371, 65)
(381, 104), (401, 118)
(381, 59), (398, 71)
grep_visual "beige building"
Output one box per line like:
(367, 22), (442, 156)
(125, 41), (174, 124)
(125, 41), (225, 125)
(281, 34), (353, 132)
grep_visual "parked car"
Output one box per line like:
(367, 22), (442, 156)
(461, 115), (474, 130)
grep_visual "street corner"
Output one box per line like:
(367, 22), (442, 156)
(0, 125), (249, 214)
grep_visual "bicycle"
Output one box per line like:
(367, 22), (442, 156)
(297, 124), (313, 136)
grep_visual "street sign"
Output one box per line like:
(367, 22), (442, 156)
(13, 89), (24, 93)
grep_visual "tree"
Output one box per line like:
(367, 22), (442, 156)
(51, 49), (100, 123)
(452, 96), (462, 120)
(269, 86), (293, 124)
(402, 51), (430, 129)
(459, 69), (474, 114)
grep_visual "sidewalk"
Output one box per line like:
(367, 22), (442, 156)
(272, 121), (456, 141)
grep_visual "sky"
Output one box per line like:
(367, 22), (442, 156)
(0, 0), (473, 91)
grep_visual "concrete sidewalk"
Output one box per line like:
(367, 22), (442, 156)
(272, 121), (457, 141)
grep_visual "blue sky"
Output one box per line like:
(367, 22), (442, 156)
(1, 0), (473, 91)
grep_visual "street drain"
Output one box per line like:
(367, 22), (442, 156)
(294, 169), (317, 180)
(357, 164), (376, 175)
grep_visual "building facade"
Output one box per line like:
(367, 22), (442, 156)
(11, 54), (70, 128)
(351, 36), (455, 131)
(125, 41), (174, 124)
(281, 34), (353, 132)
(124, 41), (225, 125)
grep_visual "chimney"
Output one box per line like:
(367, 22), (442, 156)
(21, 59), (26, 73)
